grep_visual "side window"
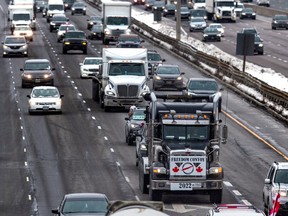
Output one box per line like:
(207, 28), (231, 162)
(267, 166), (275, 181)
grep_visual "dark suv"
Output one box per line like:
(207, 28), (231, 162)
(272, 14), (288, 30)
(49, 14), (69, 32)
(116, 34), (144, 48)
(62, 30), (88, 54)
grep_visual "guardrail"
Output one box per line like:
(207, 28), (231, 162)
(85, 0), (288, 123)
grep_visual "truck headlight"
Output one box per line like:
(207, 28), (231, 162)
(104, 29), (111, 35)
(24, 74), (32, 79)
(155, 76), (161, 80)
(106, 90), (115, 96)
(259, 44), (263, 47)
(209, 166), (223, 174)
(125, 29), (131, 34)
(272, 188), (287, 197)
(72, 8), (75, 10)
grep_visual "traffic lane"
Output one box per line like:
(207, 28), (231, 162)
(11, 20), (137, 216)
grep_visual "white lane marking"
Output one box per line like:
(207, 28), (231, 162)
(110, 148), (114, 152)
(135, 196), (140, 201)
(104, 136), (108, 140)
(87, 108), (91, 112)
(25, 162), (28, 166)
(223, 181), (233, 187)
(26, 177), (29, 182)
(125, 176), (130, 183)
(98, 126), (101, 129)
(232, 190), (242, 196)
(91, 116), (96, 120)
(28, 195), (31, 200)
(242, 199), (252, 206)
(116, 162), (120, 166)
(24, 148), (26, 152)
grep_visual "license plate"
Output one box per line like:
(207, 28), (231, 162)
(42, 106), (49, 110)
(170, 182), (201, 191)
(35, 79), (41, 83)
(166, 81), (173, 84)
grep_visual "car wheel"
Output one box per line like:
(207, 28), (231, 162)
(83, 49), (87, 54)
(190, 28), (193, 32)
(71, 13), (74, 15)
(128, 136), (134, 146)
(83, 12), (86, 15)
(258, 51), (263, 55)
(22, 82), (26, 88)
(50, 27), (53, 32)
(63, 48), (67, 54)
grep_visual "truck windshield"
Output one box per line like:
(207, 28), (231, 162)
(49, 5), (64, 10)
(274, 170), (288, 184)
(109, 63), (145, 76)
(13, 14), (30, 20)
(194, 0), (205, 2)
(216, 1), (235, 7)
(162, 125), (210, 150)
(107, 17), (128, 25)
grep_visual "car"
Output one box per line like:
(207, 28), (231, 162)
(152, 64), (185, 90)
(208, 23), (225, 37)
(147, 50), (165, 76)
(254, 35), (264, 55)
(234, 2), (244, 17)
(88, 24), (103, 40)
(207, 204), (265, 216)
(49, 14), (69, 32)
(42, 4), (48, 17)
(202, 27), (221, 42)
(116, 34), (144, 48)
(271, 14), (288, 30)
(189, 17), (207, 32)
(35, 0), (47, 12)
(190, 9), (207, 20)
(163, 4), (176, 17)
(240, 8), (256, 20)
(176, 6), (190, 20)
(64, 0), (77, 10)
(80, 57), (103, 78)
(145, 0), (155, 10)
(27, 86), (63, 114)
(263, 162), (288, 216)
(57, 24), (76, 42)
(186, 78), (222, 111)
(62, 30), (88, 54)
(13, 25), (33, 41)
(71, 2), (86, 15)
(87, 16), (102, 30)
(152, 1), (165, 12)
(257, 0), (270, 7)
(2, 35), (28, 57)
(51, 193), (109, 216)
(125, 107), (146, 145)
(132, 0), (145, 5)
(241, 27), (259, 36)
(20, 59), (55, 88)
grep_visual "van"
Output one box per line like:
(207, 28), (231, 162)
(46, 0), (64, 22)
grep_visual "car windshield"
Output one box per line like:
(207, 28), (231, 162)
(59, 25), (75, 31)
(190, 10), (206, 16)
(243, 8), (253, 12)
(49, 5), (63, 10)
(191, 18), (205, 22)
(210, 24), (222, 29)
(24, 62), (51, 70)
(32, 88), (59, 98)
(188, 80), (218, 91)
(13, 14), (30, 21)
(148, 53), (161, 61)
(62, 198), (108, 213)
(236, 4), (244, 8)
(5, 37), (26, 43)
(119, 36), (140, 42)
(275, 15), (288, 20)
(73, 2), (84, 7)
(181, 7), (189, 12)
(154, 2), (164, 6)
(65, 32), (86, 38)
(157, 66), (180, 75)
(90, 16), (102, 21)
(84, 58), (102, 65)
(243, 28), (257, 34)
(53, 16), (67, 21)
(204, 28), (218, 33)
(217, 1), (234, 7)
(109, 63), (145, 76)
(107, 17), (128, 25)
(132, 109), (145, 121)
(274, 169), (288, 183)
(92, 25), (102, 30)
(195, 0), (205, 2)
(166, 4), (175, 9)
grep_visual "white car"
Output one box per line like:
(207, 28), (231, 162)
(208, 23), (225, 37)
(80, 57), (103, 78)
(234, 2), (244, 17)
(13, 25), (33, 41)
(257, 0), (270, 7)
(27, 86), (63, 114)
(57, 24), (76, 42)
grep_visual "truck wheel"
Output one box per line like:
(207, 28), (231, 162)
(209, 189), (222, 203)
(149, 188), (162, 201)
(139, 165), (149, 194)
(128, 136), (134, 146)
(92, 81), (100, 102)
(104, 105), (110, 112)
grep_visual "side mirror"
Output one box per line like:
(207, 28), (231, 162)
(51, 209), (59, 214)
(141, 40), (145, 43)
(67, 18), (69, 21)
(264, 178), (271, 184)
(125, 117), (129, 121)
(79, 63), (83, 66)
(27, 95), (31, 98)
(52, 68), (55, 71)
(180, 72), (185, 75)
(60, 95), (64, 98)
(162, 59), (166, 62)
(20, 68), (23, 71)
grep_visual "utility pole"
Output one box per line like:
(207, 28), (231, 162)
(176, 0), (181, 40)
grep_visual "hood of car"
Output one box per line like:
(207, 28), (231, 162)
(109, 75), (146, 85)
(188, 90), (216, 95)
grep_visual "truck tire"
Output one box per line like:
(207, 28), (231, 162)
(139, 165), (149, 194)
(149, 188), (162, 201)
(100, 93), (104, 108)
(92, 80), (100, 102)
(104, 105), (110, 112)
(209, 189), (222, 203)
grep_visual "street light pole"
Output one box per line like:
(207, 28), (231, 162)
(176, 0), (181, 40)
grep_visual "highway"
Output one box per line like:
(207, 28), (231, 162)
(0, 0), (288, 215)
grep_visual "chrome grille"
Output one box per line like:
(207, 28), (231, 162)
(222, 11), (231, 16)
(117, 85), (138, 97)
(111, 29), (125, 36)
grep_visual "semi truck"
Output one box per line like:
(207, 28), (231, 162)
(8, 5), (36, 31)
(91, 48), (150, 111)
(102, 1), (132, 45)
(136, 92), (228, 202)
(206, 0), (236, 22)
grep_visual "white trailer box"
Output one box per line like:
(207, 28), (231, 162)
(8, 5), (36, 30)
(10, 0), (34, 5)
(102, 1), (132, 45)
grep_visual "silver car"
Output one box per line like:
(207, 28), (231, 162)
(189, 17), (207, 32)
(2, 36), (28, 57)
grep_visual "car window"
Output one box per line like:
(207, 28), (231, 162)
(157, 67), (180, 75)
(62, 199), (108, 213)
(92, 25), (102, 30)
(119, 36), (140, 42)
(148, 53), (161, 61)
(65, 32), (86, 38)
(5, 37), (26, 44)
(32, 89), (59, 98)
(24, 62), (51, 70)
(84, 59), (102, 65)
(188, 80), (218, 91)
(274, 169), (288, 183)
(59, 25), (75, 31)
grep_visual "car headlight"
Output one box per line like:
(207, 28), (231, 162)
(252, 13), (256, 15)
(82, 67), (89, 71)
(203, 34), (208, 37)
(82, 41), (87, 45)
(209, 166), (223, 174)
(155, 76), (161, 80)
(44, 73), (53, 78)
(217, 33), (221, 37)
(259, 44), (263, 47)
(274, 21), (278, 23)
(83, 8), (86, 10)
(50, 22), (56, 25)
(64, 41), (70, 45)
(272, 188), (287, 197)
(242, 13), (246, 15)
(176, 76), (182, 80)
(72, 8), (75, 10)
(29, 100), (36, 106)
(131, 123), (138, 129)
(22, 45), (28, 49)
(104, 29), (111, 35)
(65, 3), (68, 6)
(3, 45), (8, 49)
(164, 9), (167, 12)
(24, 74), (32, 79)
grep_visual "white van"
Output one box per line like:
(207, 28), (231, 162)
(46, 0), (65, 22)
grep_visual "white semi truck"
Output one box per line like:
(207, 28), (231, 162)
(206, 0), (236, 22)
(102, 1), (132, 45)
(92, 48), (150, 111)
(8, 5), (36, 31)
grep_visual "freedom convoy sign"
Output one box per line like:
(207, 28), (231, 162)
(170, 156), (206, 177)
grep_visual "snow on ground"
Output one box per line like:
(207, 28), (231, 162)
(132, 10), (288, 94)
